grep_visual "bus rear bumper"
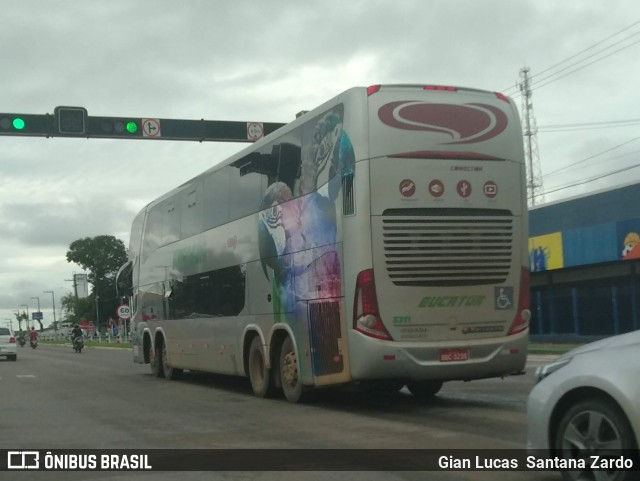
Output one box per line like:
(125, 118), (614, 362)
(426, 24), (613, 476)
(347, 329), (528, 382)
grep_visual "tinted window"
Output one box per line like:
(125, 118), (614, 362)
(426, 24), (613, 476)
(167, 264), (246, 318)
(180, 181), (203, 238)
(203, 168), (230, 229)
(0, 327), (10, 335)
(297, 105), (344, 197)
(142, 207), (162, 258)
(229, 155), (268, 220)
(162, 197), (180, 245)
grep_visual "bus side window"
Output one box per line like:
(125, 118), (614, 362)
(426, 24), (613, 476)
(230, 153), (268, 219)
(142, 206), (162, 258)
(203, 168), (230, 230)
(162, 198), (180, 244)
(276, 142), (301, 194)
(181, 180), (203, 238)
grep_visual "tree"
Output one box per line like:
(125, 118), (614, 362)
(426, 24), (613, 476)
(60, 293), (94, 326)
(14, 311), (28, 333)
(66, 235), (128, 331)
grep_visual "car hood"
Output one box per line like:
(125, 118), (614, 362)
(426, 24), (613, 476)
(560, 329), (640, 360)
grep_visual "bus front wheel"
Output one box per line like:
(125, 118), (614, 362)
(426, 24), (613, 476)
(279, 336), (306, 403)
(248, 336), (272, 397)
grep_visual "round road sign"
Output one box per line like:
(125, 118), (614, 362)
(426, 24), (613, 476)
(246, 122), (264, 141)
(117, 304), (131, 320)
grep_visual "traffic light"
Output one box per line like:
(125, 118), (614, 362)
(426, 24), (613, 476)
(54, 106), (87, 135)
(1, 106), (286, 141)
(0, 113), (51, 136)
(88, 116), (142, 138)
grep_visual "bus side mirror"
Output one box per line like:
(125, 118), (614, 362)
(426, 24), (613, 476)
(116, 261), (134, 298)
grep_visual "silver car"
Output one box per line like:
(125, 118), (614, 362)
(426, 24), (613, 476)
(527, 330), (640, 480)
(0, 326), (18, 361)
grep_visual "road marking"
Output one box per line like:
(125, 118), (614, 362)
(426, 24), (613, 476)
(16, 375), (36, 378)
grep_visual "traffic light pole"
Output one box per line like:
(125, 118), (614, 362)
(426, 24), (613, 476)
(0, 106), (286, 142)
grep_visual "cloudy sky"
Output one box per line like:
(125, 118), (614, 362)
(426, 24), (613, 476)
(1, 0), (639, 328)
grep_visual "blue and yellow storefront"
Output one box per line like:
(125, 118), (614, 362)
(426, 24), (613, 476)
(529, 182), (640, 340)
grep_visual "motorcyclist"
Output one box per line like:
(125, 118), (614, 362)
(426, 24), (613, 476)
(29, 326), (38, 345)
(71, 324), (83, 339)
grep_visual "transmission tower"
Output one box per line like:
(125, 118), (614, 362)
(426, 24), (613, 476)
(519, 67), (545, 206)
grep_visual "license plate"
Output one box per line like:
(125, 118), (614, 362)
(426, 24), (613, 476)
(439, 349), (469, 362)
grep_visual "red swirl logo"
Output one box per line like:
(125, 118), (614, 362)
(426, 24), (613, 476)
(378, 101), (508, 144)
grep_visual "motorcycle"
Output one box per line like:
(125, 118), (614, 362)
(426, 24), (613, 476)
(17, 336), (25, 347)
(30, 338), (38, 349)
(73, 336), (84, 353)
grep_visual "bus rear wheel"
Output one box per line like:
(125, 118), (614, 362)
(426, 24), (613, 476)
(248, 336), (273, 397)
(279, 336), (306, 403)
(150, 340), (163, 378)
(161, 341), (182, 381)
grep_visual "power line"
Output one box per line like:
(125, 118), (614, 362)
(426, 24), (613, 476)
(520, 36), (640, 95)
(543, 161), (640, 196)
(504, 20), (640, 96)
(543, 136), (640, 177)
(538, 118), (640, 133)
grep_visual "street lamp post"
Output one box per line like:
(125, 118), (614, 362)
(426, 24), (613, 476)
(44, 290), (57, 332)
(30, 296), (41, 330)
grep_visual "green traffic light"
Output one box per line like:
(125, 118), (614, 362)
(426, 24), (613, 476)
(126, 121), (138, 133)
(13, 117), (25, 130)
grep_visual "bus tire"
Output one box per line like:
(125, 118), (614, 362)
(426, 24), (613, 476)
(150, 340), (163, 378)
(248, 336), (272, 397)
(407, 380), (443, 398)
(279, 336), (306, 403)
(161, 340), (182, 381)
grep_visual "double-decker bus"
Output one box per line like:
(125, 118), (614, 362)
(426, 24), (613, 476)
(117, 84), (530, 402)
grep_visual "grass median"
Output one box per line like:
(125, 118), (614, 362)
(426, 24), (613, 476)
(40, 339), (131, 349)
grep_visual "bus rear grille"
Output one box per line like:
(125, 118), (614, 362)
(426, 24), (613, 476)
(382, 209), (513, 287)
(308, 300), (343, 376)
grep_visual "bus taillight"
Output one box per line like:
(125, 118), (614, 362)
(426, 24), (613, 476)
(508, 267), (531, 335)
(353, 269), (392, 340)
(367, 85), (382, 96)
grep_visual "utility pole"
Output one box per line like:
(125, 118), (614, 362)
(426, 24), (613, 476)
(44, 290), (57, 332)
(95, 295), (100, 334)
(519, 67), (545, 207)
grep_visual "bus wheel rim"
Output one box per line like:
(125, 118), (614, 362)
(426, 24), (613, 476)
(282, 351), (298, 386)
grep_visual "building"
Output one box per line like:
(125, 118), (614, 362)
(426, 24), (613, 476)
(529, 181), (640, 341)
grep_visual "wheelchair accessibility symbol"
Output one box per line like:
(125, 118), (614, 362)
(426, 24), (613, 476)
(494, 287), (513, 310)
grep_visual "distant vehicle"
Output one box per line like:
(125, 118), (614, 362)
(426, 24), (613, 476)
(527, 330), (640, 480)
(0, 327), (18, 361)
(118, 84), (529, 402)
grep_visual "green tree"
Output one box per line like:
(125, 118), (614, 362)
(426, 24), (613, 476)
(14, 310), (28, 333)
(60, 293), (95, 326)
(66, 235), (128, 331)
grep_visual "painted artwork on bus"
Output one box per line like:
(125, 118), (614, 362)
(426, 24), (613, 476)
(257, 106), (354, 376)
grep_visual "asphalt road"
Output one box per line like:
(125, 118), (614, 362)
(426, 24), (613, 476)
(0, 344), (559, 481)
